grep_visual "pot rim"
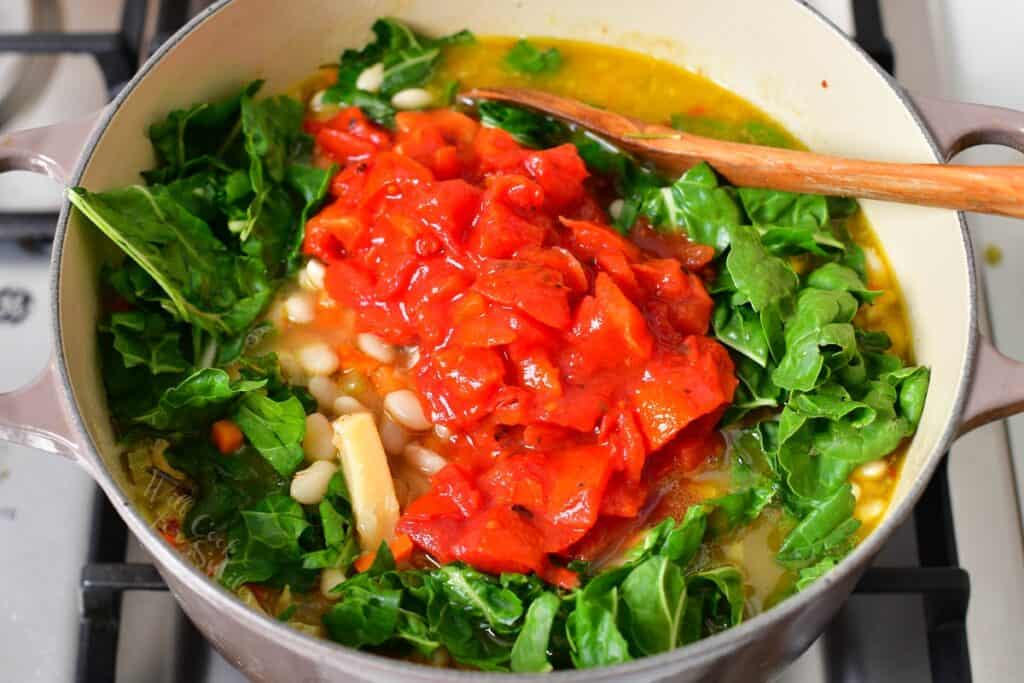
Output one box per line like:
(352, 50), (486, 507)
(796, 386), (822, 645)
(47, 0), (980, 678)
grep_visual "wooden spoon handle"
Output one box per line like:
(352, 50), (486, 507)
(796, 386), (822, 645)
(467, 87), (1024, 219)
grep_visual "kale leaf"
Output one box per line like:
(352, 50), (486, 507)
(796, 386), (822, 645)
(504, 39), (563, 74)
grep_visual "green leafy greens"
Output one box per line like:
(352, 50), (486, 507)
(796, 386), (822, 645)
(503, 39), (563, 74)
(322, 18), (474, 127)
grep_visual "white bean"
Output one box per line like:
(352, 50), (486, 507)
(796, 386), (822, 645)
(285, 292), (315, 324)
(356, 62), (384, 93)
(266, 299), (288, 329)
(290, 460), (338, 505)
(298, 342), (339, 377)
(320, 567), (346, 599)
(309, 90), (327, 111)
(608, 198), (625, 220)
(308, 376), (342, 412)
(277, 351), (307, 386)
(855, 499), (886, 523)
(384, 389), (432, 431)
(356, 332), (397, 364)
(403, 444), (447, 476)
(435, 424), (453, 440)
(855, 460), (888, 481)
(303, 413), (337, 462)
(299, 258), (327, 291)
(379, 414), (410, 456)
(391, 87), (433, 110)
(308, 89), (340, 115)
(333, 395), (370, 416)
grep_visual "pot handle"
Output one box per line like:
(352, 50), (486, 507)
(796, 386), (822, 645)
(0, 112), (107, 459)
(0, 361), (79, 459)
(0, 110), (104, 185)
(909, 93), (1024, 434)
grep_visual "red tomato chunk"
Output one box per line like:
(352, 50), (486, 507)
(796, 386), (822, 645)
(303, 107), (737, 584)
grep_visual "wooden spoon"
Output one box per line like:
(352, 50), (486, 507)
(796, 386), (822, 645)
(463, 87), (1024, 219)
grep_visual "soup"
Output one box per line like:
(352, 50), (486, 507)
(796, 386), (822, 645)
(71, 19), (928, 672)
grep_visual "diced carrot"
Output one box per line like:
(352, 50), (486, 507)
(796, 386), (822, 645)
(159, 518), (181, 547)
(211, 419), (244, 454)
(354, 533), (415, 572)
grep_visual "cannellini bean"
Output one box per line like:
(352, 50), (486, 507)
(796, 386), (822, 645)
(308, 90), (327, 111)
(320, 567), (346, 599)
(403, 444), (447, 476)
(379, 415), (410, 456)
(333, 395), (370, 416)
(298, 342), (339, 377)
(435, 424), (452, 440)
(356, 62), (384, 93)
(855, 460), (888, 481)
(850, 482), (862, 501)
(290, 460), (338, 505)
(855, 499), (886, 523)
(332, 413), (400, 551)
(384, 389), (432, 431)
(284, 292), (315, 324)
(299, 258), (327, 291)
(308, 376), (342, 412)
(303, 413), (337, 462)
(608, 198), (625, 220)
(266, 300), (288, 329)
(277, 351), (307, 385)
(391, 87), (433, 110)
(356, 332), (397, 364)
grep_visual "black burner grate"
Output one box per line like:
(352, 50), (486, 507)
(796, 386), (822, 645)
(0, 1), (970, 681)
(0, 0), (180, 240)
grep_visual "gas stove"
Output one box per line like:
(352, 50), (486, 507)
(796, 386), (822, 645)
(0, 2), (1020, 682)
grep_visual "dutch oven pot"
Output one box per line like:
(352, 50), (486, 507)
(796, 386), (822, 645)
(3, 1), (1024, 680)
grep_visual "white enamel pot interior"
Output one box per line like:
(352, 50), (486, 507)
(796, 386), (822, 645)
(3, 0), (1024, 681)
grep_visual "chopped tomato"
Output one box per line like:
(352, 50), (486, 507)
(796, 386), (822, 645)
(539, 444), (614, 552)
(631, 338), (737, 450)
(469, 175), (548, 258)
(312, 108), (391, 164)
(415, 346), (507, 426)
(523, 143), (589, 211)
(474, 126), (528, 173)
(306, 105), (737, 586)
(473, 260), (571, 330)
(395, 110), (479, 178)
(562, 273), (652, 379)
